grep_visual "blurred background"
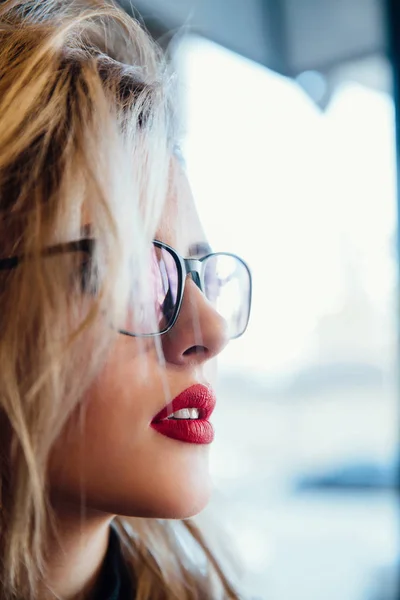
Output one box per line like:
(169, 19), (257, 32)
(121, 1), (400, 599)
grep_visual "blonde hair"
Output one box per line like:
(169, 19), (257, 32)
(0, 1), (241, 598)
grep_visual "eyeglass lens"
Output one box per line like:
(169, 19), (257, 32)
(121, 245), (250, 338)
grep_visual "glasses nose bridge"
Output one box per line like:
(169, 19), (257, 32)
(183, 257), (204, 290)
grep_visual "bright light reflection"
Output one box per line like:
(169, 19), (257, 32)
(179, 36), (397, 377)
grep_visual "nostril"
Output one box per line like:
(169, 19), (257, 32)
(183, 345), (208, 357)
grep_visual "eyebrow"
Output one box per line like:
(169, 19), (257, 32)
(188, 242), (212, 258)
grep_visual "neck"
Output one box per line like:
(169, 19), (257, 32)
(43, 503), (114, 600)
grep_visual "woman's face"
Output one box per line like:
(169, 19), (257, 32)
(48, 165), (230, 519)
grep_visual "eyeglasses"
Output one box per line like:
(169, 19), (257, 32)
(0, 238), (252, 339)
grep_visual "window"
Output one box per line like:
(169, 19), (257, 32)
(178, 36), (399, 600)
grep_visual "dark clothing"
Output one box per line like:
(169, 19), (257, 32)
(93, 527), (134, 600)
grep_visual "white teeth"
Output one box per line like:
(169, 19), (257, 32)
(168, 408), (200, 420)
(173, 409), (191, 420)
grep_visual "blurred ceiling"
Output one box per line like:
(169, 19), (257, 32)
(119, 0), (386, 72)
(119, 0), (390, 104)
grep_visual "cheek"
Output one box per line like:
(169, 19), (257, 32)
(47, 339), (213, 519)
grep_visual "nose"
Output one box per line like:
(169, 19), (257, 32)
(161, 278), (230, 366)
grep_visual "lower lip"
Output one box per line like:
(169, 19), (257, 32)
(151, 419), (214, 445)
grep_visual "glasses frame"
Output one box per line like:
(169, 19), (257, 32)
(0, 238), (252, 339)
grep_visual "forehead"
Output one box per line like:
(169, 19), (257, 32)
(155, 161), (207, 256)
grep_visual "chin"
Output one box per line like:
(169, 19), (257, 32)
(114, 471), (213, 520)
(112, 456), (214, 519)
(153, 447), (214, 519)
(51, 479), (213, 521)
(152, 484), (213, 520)
(50, 436), (214, 520)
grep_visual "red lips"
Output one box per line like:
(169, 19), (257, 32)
(151, 383), (216, 444)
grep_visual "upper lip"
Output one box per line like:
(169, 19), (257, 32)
(151, 383), (216, 423)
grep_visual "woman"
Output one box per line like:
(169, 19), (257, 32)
(0, 1), (252, 598)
